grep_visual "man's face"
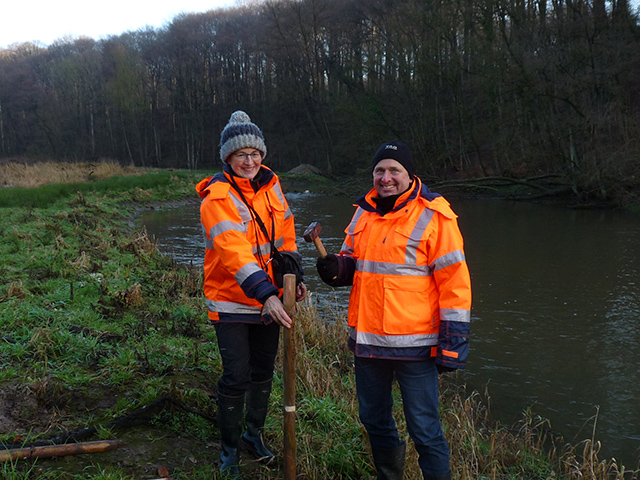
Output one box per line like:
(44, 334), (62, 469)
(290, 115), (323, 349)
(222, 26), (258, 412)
(373, 159), (412, 197)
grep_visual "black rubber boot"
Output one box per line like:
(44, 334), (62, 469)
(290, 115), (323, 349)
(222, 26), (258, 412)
(371, 442), (406, 480)
(422, 474), (452, 480)
(241, 378), (276, 465)
(218, 392), (244, 478)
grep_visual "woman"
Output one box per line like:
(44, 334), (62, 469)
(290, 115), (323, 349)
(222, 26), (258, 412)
(196, 111), (307, 477)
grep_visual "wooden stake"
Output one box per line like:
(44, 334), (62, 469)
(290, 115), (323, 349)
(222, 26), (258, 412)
(282, 273), (297, 479)
(0, 440), (125, 463)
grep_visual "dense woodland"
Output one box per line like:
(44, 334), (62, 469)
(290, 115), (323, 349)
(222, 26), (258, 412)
(1, 0), (639, 205)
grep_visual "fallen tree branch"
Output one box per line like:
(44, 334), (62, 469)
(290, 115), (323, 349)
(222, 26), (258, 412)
(1, 395), (216, 451)
(434, 175), (569, 190)
(0, 440), (125, 463)
(431, 174), (575, 200)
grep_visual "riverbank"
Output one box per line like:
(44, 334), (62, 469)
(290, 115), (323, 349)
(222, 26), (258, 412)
(2, 159), (638, 211)
(0, 164), (637, 479)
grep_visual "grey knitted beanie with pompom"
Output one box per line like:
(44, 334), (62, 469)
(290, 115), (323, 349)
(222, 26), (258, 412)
(219, 111), (267, 163)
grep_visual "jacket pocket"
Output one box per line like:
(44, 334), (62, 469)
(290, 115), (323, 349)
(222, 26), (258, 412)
(382, 275), (434, 335)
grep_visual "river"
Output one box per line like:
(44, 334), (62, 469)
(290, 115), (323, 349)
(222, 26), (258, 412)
(137, 193), (640, 469)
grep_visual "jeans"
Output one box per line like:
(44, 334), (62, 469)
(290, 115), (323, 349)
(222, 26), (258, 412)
(214, 322), (280, 397)
(354, 356), (451, 477)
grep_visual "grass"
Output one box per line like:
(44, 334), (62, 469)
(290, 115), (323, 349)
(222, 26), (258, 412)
(0, 160), (141, 188)
(0, 170), (194, 208)
(0, 160), (638, 479)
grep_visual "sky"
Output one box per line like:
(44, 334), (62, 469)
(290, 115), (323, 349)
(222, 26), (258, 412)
(0, 0), (238, 49)
(1, 0), (638, 49)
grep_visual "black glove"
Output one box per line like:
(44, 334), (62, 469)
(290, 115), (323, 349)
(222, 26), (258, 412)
(316, 254), (340, 284)
(437, 364), (456, 375)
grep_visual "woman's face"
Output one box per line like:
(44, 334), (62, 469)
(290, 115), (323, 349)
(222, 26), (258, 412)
(373, 159), (412, 197)
(228, 148), (263, 179)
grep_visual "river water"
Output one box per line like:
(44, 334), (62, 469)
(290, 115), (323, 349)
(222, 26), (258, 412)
(138, 193), (640, 469)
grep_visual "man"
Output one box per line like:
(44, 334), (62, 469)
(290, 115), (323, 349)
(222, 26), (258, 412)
(316, 140), (471, 480)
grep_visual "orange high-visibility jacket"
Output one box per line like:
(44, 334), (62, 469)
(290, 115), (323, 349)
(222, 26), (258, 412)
(340, 176), (472, 368)
(196, 165), (298, 323)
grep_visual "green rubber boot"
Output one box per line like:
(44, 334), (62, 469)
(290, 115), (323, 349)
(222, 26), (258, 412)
(217, 392), (244, 478)
(241, 378), (276, 465)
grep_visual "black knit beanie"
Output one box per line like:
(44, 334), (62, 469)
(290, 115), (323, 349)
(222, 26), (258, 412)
(371, 139), (414, 178)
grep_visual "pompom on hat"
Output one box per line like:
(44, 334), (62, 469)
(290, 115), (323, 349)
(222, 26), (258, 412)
(219, 111), (267, 162)
(371, 139), (414, 178)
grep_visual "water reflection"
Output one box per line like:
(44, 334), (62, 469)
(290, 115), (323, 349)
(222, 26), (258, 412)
(138, 194), (640, 468)
(453, 198), (640, 468)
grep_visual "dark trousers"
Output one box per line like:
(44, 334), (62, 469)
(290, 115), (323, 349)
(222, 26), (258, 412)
(214, 322), (280, 397)
(355, 356), (451, 477)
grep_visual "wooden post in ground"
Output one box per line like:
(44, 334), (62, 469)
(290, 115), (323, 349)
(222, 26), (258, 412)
(282, 273), (297, 479)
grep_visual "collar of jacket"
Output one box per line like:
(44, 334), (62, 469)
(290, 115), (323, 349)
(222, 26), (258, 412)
(355, 175), (441, 213)
(196, 164), (276, 199)
(222, 163), (276, 190)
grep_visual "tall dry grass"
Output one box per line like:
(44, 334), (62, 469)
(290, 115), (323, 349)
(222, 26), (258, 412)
(0, 160), (141, 188)
(285, 298), (639, 479)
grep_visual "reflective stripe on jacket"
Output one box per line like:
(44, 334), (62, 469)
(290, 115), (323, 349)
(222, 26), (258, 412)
(341, 176), (471, 367)
(196, 165), (298, 324)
